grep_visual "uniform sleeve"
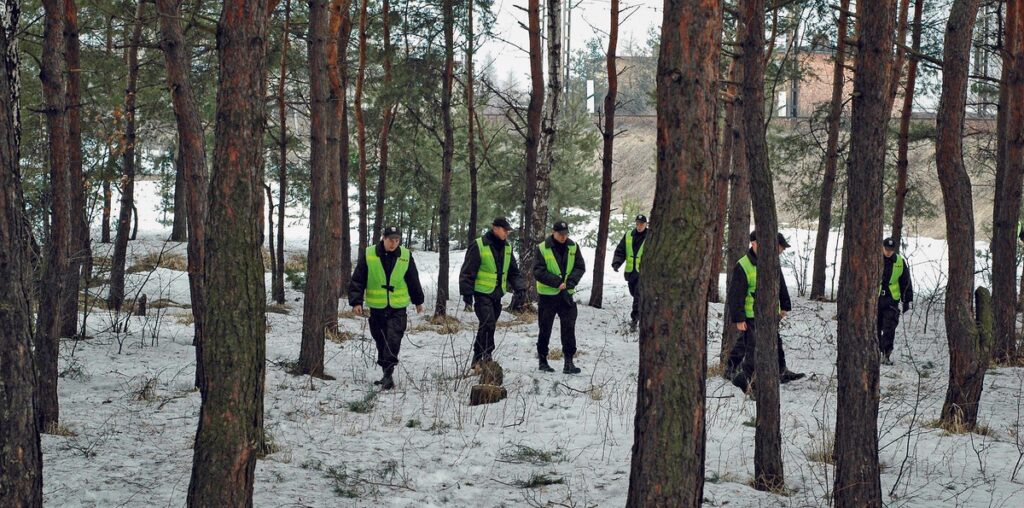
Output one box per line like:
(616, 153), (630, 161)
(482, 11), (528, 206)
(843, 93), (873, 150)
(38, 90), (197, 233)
(900, 259), (913, 303)
(459, 241), (481, 296)
(727, 263), (748, 323)
(347, 255), (369, 306)
(508, 251), (526, 292)
(779, 270), (792, 312)
(406, 255), (426, 306)
(533, 246), (564, 288)
(611, 234), (627, 269)
(567, 246), (586, 289)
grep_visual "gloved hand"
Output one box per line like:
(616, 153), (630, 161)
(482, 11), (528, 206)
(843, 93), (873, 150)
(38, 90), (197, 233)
(902, 301), (911, 314)
(463, 294), (473, 307)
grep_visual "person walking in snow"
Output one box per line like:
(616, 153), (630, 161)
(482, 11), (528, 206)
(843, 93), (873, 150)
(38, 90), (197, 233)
(533, 221), (586, 374)
(348, 226), (425, 390)
(725, 231), (805, 392)
(611, 214), (649, 330)
(878, 237), (914, 365)
(459, 217), (525, 370)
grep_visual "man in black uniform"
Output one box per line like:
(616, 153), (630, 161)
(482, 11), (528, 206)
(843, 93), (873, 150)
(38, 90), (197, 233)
(459, 217), (525, 369)
(348, 226), (425, 390)
(533, 221), (587, 374)
(726, 231), (805, 392)
(878, 237), (913, 365)
(611, 214), (649, 330)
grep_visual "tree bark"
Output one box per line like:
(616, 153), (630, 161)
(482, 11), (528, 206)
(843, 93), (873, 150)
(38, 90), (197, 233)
(990, 0), (1024, 364)
(101, 178), (112, 243)
(0, 1), (43, 502)
(157, 0), (210, 390)
(299, 0), (344, 377)
(708, 56), (737, 304)
(373, 0), (393, 240)
(60, 0), (85, 339)
(935, 0), (987, 430)
(588, 0), (618, 309)
(515, 0), (543, 310)
(108, 0), (144, 312)
(272, 0), (290, 305)
(465, 0), (478, 247)
(170, 144), (188, 242)
(34, 0), (72, 433)
(721, 55), (750, 366)
(337, 0), (353, 297)
(832, 2), (895, 506)
(434, 0), (455, 316)
(354, 0), (369, 255)
(891, 0), (923, 246)
(810, 0), (850, 301)
(740, 0), (784, 492)
(186, 0), (269, 503)
(626, 2), (720, 505)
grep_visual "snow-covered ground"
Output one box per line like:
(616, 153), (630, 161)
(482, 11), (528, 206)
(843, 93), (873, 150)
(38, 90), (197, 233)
(42, 181), (1024, 506)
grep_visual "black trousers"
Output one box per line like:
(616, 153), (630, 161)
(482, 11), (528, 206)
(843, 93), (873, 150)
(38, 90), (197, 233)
(627, 276), (641, 323)
(726, 319), (787, 384)
(878, 303), (901, 356)
(473, 291), (503, 363)
(368, 307), (408, 373)
(537, 294), (578, 360)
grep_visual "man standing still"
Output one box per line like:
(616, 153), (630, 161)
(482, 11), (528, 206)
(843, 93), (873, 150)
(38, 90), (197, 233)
(533, 221), (586, 374)
(349, 226), (425, 390)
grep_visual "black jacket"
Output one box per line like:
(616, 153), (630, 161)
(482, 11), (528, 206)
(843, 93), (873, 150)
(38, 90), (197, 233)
(879, 254), (913, 306)
(726, 249), (792, 323)
(348, 242), (425, 307)
(532, 236), (587, 291)
(459, 231), (525, 297)
(612, 228), (648, 281)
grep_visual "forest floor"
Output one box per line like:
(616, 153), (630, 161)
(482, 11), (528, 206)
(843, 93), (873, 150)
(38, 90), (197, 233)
(41, 182), (1024, 507)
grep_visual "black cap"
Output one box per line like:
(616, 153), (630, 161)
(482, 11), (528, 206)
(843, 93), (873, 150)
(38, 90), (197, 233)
(492, 217), (512, 230)
(552, 221), (569, 233)
(749, 230), (790, 248)
(383, 226), (401, 238)
(635, 214), (648, 223)
(883, 237), (897, 250)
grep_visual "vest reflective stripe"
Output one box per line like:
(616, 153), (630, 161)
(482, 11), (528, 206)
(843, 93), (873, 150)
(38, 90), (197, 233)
(474, 237), (511, 294)
(625, 232), (645, 274)
(738, 255), (757, 318)
(881, 255), (905, 301)
(365, 246), (411, 309)
(536, 242), (577, 295)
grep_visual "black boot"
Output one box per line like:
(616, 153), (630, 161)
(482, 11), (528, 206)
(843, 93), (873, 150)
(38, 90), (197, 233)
(539, 357), (555, 372)
(563, 357), (581, 375)
(375, 366), (395, 388)
(780, 369), (805, 384)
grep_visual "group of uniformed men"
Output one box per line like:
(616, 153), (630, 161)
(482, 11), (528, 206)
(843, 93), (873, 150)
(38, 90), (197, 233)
(345, 214), (917, 392)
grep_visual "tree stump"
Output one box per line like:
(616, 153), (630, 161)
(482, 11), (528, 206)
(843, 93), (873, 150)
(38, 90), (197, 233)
(134, 294), (147, 316)
(469, 385), (507, 406)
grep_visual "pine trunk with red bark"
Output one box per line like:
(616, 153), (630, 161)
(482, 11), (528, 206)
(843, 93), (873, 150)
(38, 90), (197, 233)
(60, 0), (86, 339)
(514, 0), (543, 311)
(186, 0), (269, 503)
(374, 0), (393, 240)
(465, 0), (478, 246)
(588, 0), (618, 309)
(435, 0), (455, 316)
(708, 55), (737, 304)
(721, 53), (750, 366)
(626, 2), (720, 505)
(354, 0), (369, 255)
(337, 0), (353, 296)
(891, 0), (923, 245)
(271, 0), (290, 305)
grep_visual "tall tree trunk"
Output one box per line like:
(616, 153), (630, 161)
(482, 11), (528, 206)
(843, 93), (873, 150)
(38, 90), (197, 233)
(466, 0), (478, 246)
(514, 0), (562, 311)
(993, 0), (1024, 363)
(588, 0), (618, 309)
(157, 0), (210, 390)
(34, 0), (72, 433)
(935, 0), (987, 430)
(721, 56), (750, 366)
(517, 0), (542, 309)
(885, 0), (911, 111)
(626, 0), (720, 504)
(299, 0), (344, 377)
(740, 0), (784, 492)
(170, 143), (188, 242)
(337, 0), (353, 296)
(708, 55), (737, 304)
(101, 178), (112, 243)
(435, 0), (454, 316)
(108, 1), (144, 312)
(374, 0), (393, 240)
(186, 0), (269, 503)
(810, 0), (850, 301)
(891, 0), (923, 245)
(354, 0), (369, 255)
(0, 1), (43, 502)
(273, 0), (290, 305)
(60, 0), (85, 339)
(832, 2), (895, 506)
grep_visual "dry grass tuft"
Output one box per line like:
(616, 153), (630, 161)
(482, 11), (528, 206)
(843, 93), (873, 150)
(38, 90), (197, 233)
(149, 298), (191, 310)
(127, 251), (188, 273)
(326, 328), (354, 344)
